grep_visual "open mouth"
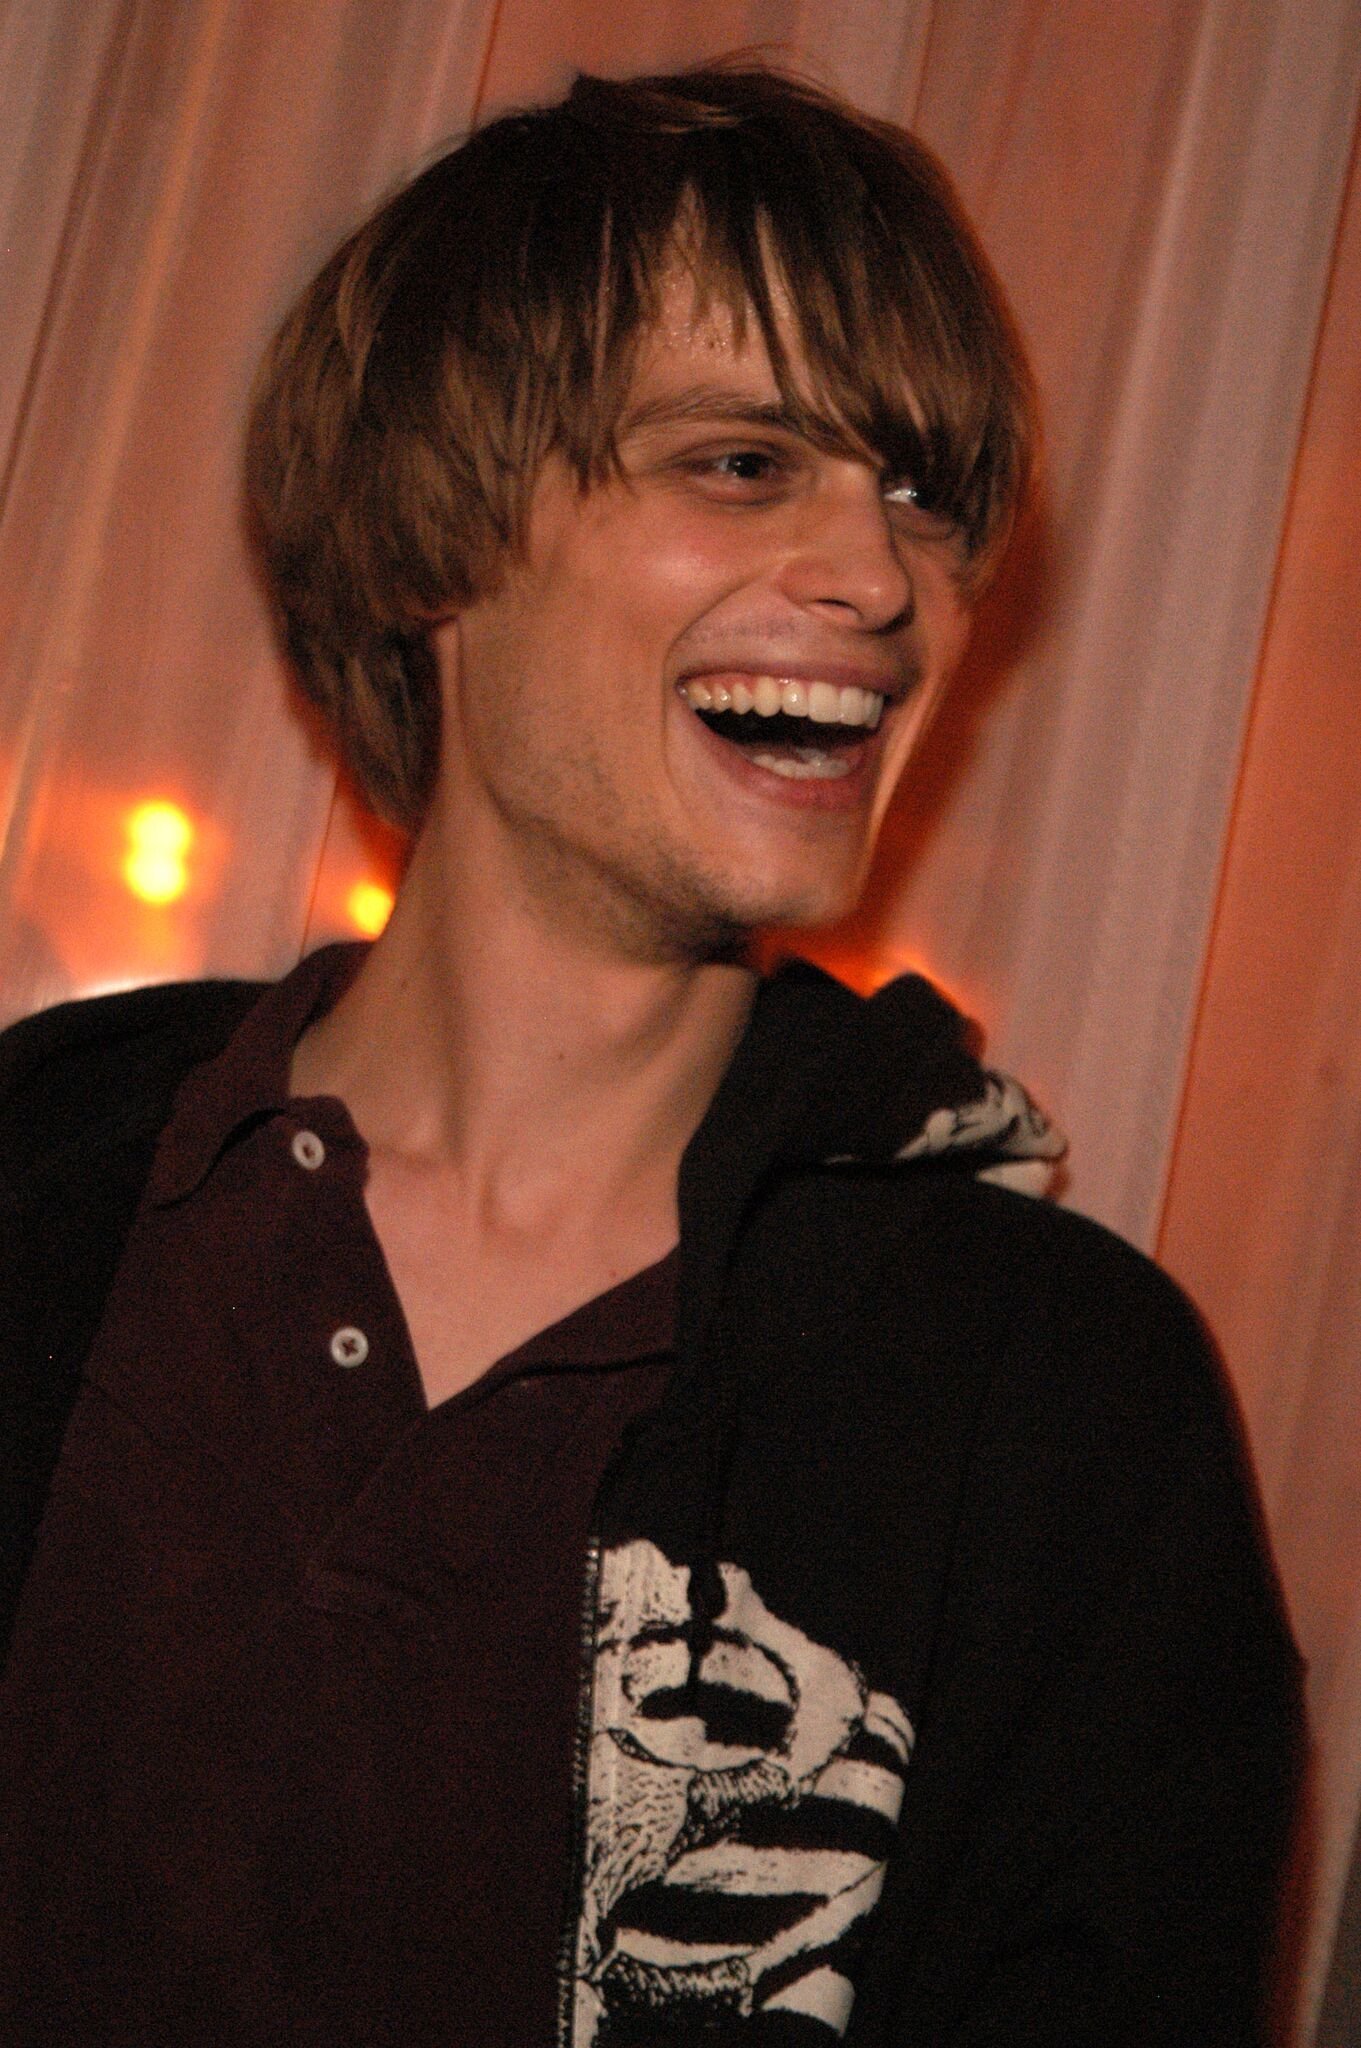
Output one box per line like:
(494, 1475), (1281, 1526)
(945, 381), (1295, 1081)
(678, 676), (885, 782)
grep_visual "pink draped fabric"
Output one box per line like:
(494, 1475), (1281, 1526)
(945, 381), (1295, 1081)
(2, 1), (1358, 2032)
(1159, 116), (1361, 2039)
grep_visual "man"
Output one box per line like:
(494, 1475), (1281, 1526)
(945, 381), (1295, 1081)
(0, 64), (1299, 2047)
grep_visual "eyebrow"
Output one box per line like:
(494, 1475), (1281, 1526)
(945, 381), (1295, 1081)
(619, 389), (827, 440)
(613, 384), (926, 490)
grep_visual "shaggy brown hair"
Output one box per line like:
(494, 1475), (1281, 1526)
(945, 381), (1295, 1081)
(246, 64), (1036, 829)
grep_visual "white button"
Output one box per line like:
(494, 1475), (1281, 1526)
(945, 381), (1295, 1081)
(292, 1129), (325, 1170)
(330, 1326), (369, 1368)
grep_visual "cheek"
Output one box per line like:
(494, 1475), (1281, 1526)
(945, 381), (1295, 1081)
(939, 606), (973, 676)
(883, 679), (944, 784)
(561, 504), (757, 639)
(871, 597), (971, 809)
(919, 567), (973, 667)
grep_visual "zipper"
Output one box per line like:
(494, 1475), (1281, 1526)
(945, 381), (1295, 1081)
(550, 1390), (697, 2046)
(555, 1527), (603, 2048)
(551, 1314), (724, 2046)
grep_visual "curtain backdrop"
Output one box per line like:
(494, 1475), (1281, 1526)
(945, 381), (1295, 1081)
(2, 1), (1358, 2034)
(1159, 108), (1361, 2040)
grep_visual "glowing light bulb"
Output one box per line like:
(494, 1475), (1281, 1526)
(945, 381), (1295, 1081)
(347, 880), (394, 937)
(122, 800), (194, 905)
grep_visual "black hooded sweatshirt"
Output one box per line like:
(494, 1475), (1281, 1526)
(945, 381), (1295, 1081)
(0, 957), (1302, 2046)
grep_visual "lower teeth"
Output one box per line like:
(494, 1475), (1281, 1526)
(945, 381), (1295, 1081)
(748, 748), (854, 781)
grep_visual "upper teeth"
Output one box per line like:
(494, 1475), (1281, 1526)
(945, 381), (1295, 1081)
(680, 677), (884, 729)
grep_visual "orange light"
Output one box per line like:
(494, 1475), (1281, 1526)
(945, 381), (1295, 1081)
(122, 800), (195, 905)
(347, 880), (395, 937)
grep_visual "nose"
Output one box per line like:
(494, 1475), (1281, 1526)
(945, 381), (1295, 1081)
(775, 470), (914, 632)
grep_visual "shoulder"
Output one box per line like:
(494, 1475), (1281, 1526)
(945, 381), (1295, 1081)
(919, 1171), (1214, 1403)
(880, 1178), (1286, 1612)
(0, 978), (267, 1654)
(778, 1158), (1206, 1368)
(0, 977), (267, 1193)
(747, 1164), (1246, 1512)
(922, 1174), (1227, 1443)
(787, 1161), (1295, 1649)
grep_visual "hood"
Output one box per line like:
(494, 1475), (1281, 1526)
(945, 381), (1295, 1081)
(665, 956), (1067, 1693)
(790, 965), (1065, 1197)
(676, 957), (1064, 1359)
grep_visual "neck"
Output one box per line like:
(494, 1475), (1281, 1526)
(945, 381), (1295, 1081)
(291, 812), (757, 1230)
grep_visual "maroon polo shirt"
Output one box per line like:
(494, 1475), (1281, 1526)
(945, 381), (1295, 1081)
(1, 946), (675, 2047)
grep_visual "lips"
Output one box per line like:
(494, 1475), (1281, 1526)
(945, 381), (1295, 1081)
(676, 671), (894, 786)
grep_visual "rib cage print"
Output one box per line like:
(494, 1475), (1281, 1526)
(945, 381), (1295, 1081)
(572, 1540), (913, 2043)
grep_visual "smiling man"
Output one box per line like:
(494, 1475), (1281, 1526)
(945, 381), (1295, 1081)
(0, 65), (1300, 2048)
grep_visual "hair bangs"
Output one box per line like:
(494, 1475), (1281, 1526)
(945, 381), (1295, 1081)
(716, 111), (1028, 567)
(247, 62), (1035, 826)
(543, 84), (1029, 570)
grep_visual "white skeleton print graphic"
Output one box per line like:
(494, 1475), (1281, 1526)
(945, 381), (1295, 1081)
(572, 1540), (914, 2044)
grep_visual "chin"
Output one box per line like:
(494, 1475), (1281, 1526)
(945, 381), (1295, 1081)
(726, 856), (868, 930)
(623, 885), (845, 969)
(741, 867), (867, 936)
(603, 836), (869, 964)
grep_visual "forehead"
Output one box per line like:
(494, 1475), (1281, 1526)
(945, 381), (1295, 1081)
(623, 263), (783, 411)
(617, 255), (919, 462)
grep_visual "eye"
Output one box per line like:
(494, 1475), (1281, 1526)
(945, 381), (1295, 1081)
(705, 448), (785, 484)
(670, 441), (801, 505)
(883, 474), (960, 542)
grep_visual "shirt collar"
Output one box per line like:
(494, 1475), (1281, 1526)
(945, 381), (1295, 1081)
(500, 1246), (679, 1372)
(146, 942), (368, 1205)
